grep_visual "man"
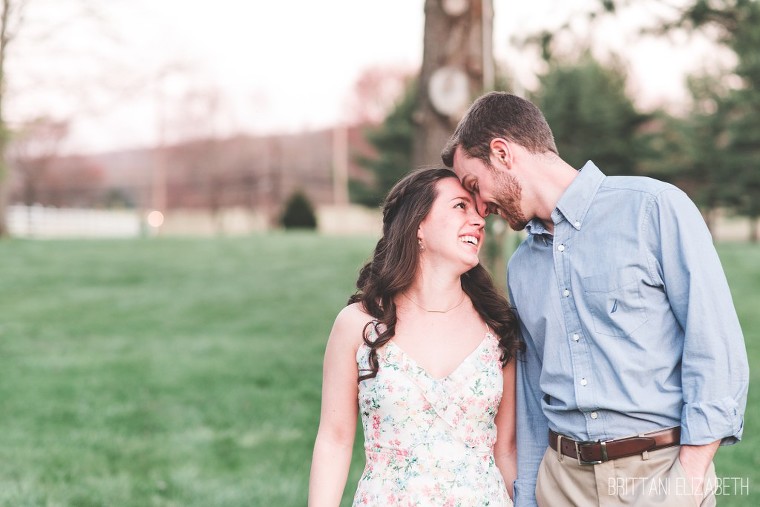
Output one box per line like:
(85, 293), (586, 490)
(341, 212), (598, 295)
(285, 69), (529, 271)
(441, 91), (749, 506)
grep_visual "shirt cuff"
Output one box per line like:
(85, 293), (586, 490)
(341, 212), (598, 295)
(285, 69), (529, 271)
(513, 479), (538, 507)
(681, 396), (744, 445)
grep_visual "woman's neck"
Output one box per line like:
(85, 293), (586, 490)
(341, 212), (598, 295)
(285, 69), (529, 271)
(401, 271), (465, 313)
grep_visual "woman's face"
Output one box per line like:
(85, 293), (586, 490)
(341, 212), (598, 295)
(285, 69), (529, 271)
(417, 177), (486, 272)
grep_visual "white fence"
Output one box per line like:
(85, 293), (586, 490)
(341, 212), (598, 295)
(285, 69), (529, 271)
(6, 205), (382, 239)
(8, 205), (142, 238)
(6, 204), (753, 241)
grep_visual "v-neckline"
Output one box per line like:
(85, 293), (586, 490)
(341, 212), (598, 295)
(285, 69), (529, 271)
(387, 332), (493, 382)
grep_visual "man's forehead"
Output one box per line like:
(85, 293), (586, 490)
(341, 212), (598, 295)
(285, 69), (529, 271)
(451, 147), (470, 174)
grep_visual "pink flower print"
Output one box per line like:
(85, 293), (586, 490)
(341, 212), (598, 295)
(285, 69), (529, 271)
(352, 327), (511, 506)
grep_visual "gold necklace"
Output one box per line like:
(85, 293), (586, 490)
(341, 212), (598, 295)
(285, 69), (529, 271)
(402, 291), (466, 314)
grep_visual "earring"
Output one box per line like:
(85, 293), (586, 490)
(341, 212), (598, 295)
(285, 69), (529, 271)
(418, 238), (425, 251)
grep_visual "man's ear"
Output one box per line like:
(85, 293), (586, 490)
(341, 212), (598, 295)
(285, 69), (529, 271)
(489, 138), (513, 169)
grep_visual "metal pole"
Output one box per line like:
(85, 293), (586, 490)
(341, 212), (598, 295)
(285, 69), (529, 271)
(332, 124), (349, 206)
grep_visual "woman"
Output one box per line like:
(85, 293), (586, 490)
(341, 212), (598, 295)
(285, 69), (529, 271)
(308, 168), (521, 506)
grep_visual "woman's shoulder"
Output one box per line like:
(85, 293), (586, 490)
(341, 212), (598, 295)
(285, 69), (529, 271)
(335, 301), (374, 325)
(330, 302), (375, 349)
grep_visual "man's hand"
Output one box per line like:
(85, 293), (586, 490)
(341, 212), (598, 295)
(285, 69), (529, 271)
(678, 440), (720, 504)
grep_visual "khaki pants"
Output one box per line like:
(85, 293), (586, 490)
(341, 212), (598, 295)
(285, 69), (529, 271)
(536, 446), (717, 506)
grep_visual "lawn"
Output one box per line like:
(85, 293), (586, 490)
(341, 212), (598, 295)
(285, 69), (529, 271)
(0, 234), (756, 506)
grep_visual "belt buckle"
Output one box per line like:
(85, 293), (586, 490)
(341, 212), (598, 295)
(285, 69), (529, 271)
(575, 439), (608, 466)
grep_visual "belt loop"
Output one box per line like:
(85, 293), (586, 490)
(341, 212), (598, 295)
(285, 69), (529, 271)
(556, 434), (564, 462)
(638, 432), (650, 461)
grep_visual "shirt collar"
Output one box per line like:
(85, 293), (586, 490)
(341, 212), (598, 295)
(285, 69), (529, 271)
(553, 161), (606, 231)
(525, 218), (549, 236)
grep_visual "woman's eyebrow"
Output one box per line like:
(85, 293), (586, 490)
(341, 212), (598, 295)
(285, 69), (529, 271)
(450, 193), (474, 203)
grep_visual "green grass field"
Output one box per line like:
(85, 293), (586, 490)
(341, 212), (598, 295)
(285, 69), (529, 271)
(0, 233), (756, 506)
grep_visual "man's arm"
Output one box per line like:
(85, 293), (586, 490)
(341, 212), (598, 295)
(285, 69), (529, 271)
(510, 285), (549, 507)
(647, 188), (749, 479)
(679, 440), (720, 491)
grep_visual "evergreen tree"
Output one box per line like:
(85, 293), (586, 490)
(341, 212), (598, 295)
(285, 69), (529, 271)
(281, 191), (317, 230)
(592, 0), (760, 240)
(723, 2), (760, 241)
(351, 83), (416, 207)
(531, 53), (647, 176)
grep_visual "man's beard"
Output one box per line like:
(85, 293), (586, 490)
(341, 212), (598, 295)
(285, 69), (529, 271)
(492, 171), (528, 231)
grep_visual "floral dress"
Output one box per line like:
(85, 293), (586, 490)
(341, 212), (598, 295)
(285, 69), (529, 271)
(353, 325), (513, 507)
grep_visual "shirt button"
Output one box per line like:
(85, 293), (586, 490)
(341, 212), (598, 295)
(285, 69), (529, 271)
(580, 378), (588, 386)
(574, 221), (581, 228)
(557, 244), (565, 252)
(563, 289), (570, 297)
(572, 333), (580, 342)
(590, 412), (598, 419)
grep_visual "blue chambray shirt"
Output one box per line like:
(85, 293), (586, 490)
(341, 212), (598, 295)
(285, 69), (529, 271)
(508, 162), (749, 507)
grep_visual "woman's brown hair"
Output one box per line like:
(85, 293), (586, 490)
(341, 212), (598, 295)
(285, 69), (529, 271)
(348, 168), (522, 381)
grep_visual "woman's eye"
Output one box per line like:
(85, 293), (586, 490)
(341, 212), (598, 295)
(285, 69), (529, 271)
(455, 202), (466, 209)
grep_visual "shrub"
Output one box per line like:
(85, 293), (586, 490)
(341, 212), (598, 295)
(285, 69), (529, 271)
(281, 191), (317, 229)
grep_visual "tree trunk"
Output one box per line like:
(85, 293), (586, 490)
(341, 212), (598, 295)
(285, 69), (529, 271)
(413, 0), (493, 169)
(750, 215), (758, 243)
(0, 0), (12, 237)
(0, 166), (8, 236)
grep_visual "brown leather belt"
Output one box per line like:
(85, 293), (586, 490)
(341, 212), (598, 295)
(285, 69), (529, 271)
(549, 427), (680, 465)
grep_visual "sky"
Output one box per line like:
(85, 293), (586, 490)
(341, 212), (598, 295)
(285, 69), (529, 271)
(6, 0), (725, 154)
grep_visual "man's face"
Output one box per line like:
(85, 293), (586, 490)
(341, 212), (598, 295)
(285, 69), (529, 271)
(452, 146), (529, 231)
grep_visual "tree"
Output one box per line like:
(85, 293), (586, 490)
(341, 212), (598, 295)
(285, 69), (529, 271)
(413, 0), (494, 168)
(681, 74), (733, 228)
(627, 72), (735, 231)
(720, 2), (760, 241)
(531, 53), (647, 176)
(345, 65), (414, 126)
(724, 92), (760, 242)
(352, 83), (416, 207)
(655, 0), (760, 241)
(8, 116), (67, 207)
(0, 0), (28, 236)
(35, 154), (103, 208)
(593, 0), (760, 240)
(281, 190), (317, 230)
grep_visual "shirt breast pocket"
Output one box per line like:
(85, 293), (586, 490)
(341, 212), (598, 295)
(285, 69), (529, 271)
(582, 272), (648, 337)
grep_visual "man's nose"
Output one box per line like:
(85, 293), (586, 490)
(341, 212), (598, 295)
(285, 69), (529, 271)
(474, 194), (490, 218)
(470, 208), (485, 229)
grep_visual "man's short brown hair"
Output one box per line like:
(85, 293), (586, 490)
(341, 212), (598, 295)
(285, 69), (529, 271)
(442, 92), (558, 167)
